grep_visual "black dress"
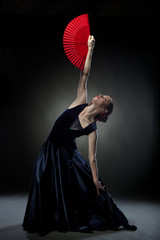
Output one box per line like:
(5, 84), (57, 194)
(22, 103), (128, 235)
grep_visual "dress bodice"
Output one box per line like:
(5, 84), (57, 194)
(69, 117), (82, 131)
(46, 103), (97, 148)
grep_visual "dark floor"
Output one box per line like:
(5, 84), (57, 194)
(0, 194), (159, 240)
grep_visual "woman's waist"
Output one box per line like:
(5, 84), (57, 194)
(46, 134), (77, 148)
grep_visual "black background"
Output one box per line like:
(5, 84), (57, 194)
(0, 1), (160, 200)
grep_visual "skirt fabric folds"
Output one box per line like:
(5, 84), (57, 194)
(22, 139), (128, 235)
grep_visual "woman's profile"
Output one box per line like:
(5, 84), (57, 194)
(22, 35), (137, 235)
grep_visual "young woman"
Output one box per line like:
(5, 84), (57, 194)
(22, 35), (137, 236)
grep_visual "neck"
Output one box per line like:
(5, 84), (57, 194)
(80, 105), (101, 122)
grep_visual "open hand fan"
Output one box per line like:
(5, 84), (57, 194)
(63, 13), (90, 71)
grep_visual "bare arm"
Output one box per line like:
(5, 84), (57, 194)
(88, 130), (106, 195)
(68, 35), (95, 109)
(88, 130), (99, 182)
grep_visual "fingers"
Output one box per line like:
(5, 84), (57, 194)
(94, 180), (106, 195)
(97, 188), (105, 196)
(100, 186), (106, 192)
(96, 186), (106, 195)
(89, 35), (95, 41)
(100, 185), (106, 192)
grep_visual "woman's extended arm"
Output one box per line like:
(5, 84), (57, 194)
(88, 130), (99, 182)
(68, 35), (95, 109)
(88, 130), (106, 195)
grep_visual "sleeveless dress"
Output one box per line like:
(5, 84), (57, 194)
(22, 103), (128, 235)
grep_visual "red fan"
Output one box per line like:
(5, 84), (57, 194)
(63, 13), (90, 71)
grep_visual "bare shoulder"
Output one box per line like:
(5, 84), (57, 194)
(68, 98), (87, 109)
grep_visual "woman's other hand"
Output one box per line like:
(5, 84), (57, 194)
(94, 180), (106, 196)
(88, 35), (95, 50)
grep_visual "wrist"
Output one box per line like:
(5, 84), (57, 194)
(93, 178), (99, 183)
(88, 46), (94, 51)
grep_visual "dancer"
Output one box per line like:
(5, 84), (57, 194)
(22, 35), (137, 236)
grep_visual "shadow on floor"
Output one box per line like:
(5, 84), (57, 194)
(1, 196), (160, 240)
(0, 224), (126, 240)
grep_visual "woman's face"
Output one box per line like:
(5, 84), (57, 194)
(92, 94), (112, 112)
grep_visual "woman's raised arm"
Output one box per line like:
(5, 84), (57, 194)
(68, 35), (95, 109)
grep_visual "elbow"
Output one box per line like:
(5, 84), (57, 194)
(83, 70), (90, 77)
(82, 69), (90, 77)
(89, 156), (96, 164)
